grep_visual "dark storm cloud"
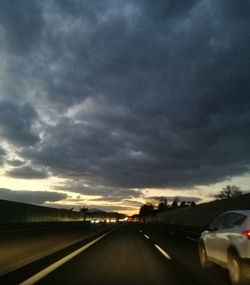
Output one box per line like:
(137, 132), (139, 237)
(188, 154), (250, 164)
(87, 204), (134, 212)
(0, 0), (43, 54)
(1, 1), (250, 193)
(6, 166), (49, 179)
(0, 147), (6, 165)
(55, 179), (142, 201)
(122, 200), (143, 207)
(6, 159), (25, 167)
(0, 101), (39, 146)
(0, 188), (67, 205)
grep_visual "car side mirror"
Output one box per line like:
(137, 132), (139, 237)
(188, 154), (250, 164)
(209, 226), (219, 232)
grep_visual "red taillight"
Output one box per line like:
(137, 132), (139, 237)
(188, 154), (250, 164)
(242, 230), (250, 239)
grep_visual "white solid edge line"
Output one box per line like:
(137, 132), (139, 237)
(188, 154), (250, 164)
(144, 234), (150, 239)
(154, 244), (172, 260)
(19, 230), (114, 285)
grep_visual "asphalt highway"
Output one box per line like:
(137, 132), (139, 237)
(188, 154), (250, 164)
(1, 223), (232, 285)
(0, 222), (113, 277)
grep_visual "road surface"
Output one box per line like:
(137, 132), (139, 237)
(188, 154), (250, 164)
(1, 223), (232, 285)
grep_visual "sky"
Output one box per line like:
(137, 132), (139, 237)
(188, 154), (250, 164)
(0, 0), (249, 215)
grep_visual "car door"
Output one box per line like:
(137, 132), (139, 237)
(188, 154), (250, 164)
(215, 213), (246, 263)
(212, 213), (233, 263)
(204, 214), (227, 260)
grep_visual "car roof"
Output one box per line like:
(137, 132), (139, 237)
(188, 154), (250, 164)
(222, 210), (250, 216)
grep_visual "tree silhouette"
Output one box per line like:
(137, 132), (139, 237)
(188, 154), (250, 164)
(158, 198), (168, 212)
(171, 197), (179, 208)
(190, 201), (196, 207)
(158, 202), (168, 212)
(139, 204), (154, 217)
(214, 185), (242, 200)
(80, 207), (88, 221)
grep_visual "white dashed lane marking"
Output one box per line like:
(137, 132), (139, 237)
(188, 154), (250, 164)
(154, 244), (172, 260)
(185, 236), (198, 242)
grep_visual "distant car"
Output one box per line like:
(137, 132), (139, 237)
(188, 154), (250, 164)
(199, 210), (250, 285)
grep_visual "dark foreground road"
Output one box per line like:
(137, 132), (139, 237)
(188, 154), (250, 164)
(1, 223), (232, 285)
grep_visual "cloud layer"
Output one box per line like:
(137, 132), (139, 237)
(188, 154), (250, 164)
(5, 165), (49, 179)
(0, 188), (67, 205)
(0, 1), (249, 198)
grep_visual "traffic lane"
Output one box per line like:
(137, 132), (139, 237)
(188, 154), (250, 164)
(36, 223), (178, 285)
(0, 223), (113, 276)
(140, 223), (231, 285)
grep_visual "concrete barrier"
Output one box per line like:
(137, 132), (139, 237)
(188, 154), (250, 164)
(0, 199), (83, 223)
(155, 193), (250, 227)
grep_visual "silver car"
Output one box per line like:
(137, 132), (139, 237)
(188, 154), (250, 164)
(199, 210), (250, 285)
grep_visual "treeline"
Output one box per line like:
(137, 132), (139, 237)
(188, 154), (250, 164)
(138, 185), (244, 218)
(138, 198), (196, 218)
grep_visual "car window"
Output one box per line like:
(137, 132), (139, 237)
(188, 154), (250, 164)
(210, 214), (228, 230)
(227, 213), (246, 227)
(210, 213), (247, 230)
